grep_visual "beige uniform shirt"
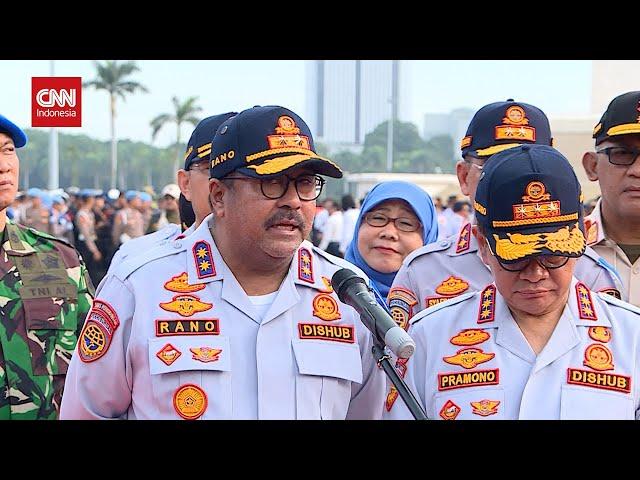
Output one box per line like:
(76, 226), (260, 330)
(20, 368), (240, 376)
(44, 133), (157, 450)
(586, 199), (640, 307)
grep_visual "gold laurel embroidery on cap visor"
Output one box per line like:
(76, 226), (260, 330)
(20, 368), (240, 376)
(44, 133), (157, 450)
(246, 153), (342, 176)
(184, 146), (193, 161)
(606, 123), (640, 136)
(493, 223), (585, 261)
(593, 123), (602, 136)
(474, 142), (522, 157)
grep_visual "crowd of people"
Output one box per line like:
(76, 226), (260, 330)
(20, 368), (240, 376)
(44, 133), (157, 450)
(7, 184), (182, 286)
(1, 90), (639, 420)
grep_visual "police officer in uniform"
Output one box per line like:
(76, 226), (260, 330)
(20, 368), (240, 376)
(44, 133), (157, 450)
(384, 100), (623, 412)
(107, 113), (237, 276)
(386, 144), (640, 420)
(60, 106), (385, 420)
(0, 114), (94, 419)
(582, 91), (640, 307)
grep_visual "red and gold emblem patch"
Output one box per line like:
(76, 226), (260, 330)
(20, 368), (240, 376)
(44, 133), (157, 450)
(585, 219), (599, 246)
(438, 369), (500, 391)
(190, 347), (222, 363)
(385, 387), (399, 412)
(576, 282), (597, 321)
(470, 399), (500, 417)
(267, 115), (311, 150)
(312, 293), (341, 321)
(79, 300), (120, 363)
(477, 285), (496, 324)
(388, 287), (418, 331)
(455, 223), (471, 254)
(427, 276), (469, 307)
(173, 384), (208, 420)
(443, 347), (495, 369)
(159, 294), (212, 317)
(588, 326), (611, 343)
(583, 343), (614, 371)
(567, 368), (630, 394)
(320, 276), (333, 293)
(495, 106), (536, 142)
(450, 329), (490, 346)
(164, 272), (206, 293)
(156, 343), (182, 366)
(298, 323), (355, 343)
(439, 400), (461, 420)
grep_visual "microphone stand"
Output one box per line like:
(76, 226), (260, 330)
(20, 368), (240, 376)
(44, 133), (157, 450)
(371, 338), (428, 420)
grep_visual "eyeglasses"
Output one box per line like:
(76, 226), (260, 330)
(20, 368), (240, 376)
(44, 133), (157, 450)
(464, 157), (485, 171)
(595, 146), (640, 166)
(222, 174), (325, 201)
(364, 211), (422, 232)
(187, 160), (210, 174)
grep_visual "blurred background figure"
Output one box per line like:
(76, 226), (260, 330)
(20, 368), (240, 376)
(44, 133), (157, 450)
(74, 189), (102, 286)
(147, 183), (180, 233)
(339, 194), (360, 257)
(50, 193), (74, 244)
(23, 187), (51, 233)
(441, 199), (472, 238)
(318, 198), (343, 257)
(345, 181), (439, 305)
(112, 190), (145, 248)
(311, 199), (329, 247)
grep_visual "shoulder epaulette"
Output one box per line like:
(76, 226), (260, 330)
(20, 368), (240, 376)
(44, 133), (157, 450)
(410, 290), (477, 326)
(596, 291), (640, 316)
(113, 240), (184, 281)
(403, 239), (453, 266)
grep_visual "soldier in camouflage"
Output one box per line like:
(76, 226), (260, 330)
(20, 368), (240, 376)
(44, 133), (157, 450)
(0, 114), (94, 419)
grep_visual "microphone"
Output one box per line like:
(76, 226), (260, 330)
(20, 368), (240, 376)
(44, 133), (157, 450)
(331, 268), (416, 359)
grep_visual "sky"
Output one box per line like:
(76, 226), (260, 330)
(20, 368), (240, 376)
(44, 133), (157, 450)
(1, 60), (593, 148)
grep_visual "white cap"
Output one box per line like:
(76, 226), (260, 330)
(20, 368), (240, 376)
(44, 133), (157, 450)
(161, 183), (181, 200)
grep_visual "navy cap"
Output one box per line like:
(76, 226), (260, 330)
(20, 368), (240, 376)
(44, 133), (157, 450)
(209, 105), (342, 179)
(593, 91), (640, 145)
(474, 144), (585, 264)
(184, 113), (237, 170)
(0, 114), (27, 148)
(461, 100), (552, 158)
(179, 193), (195, 231)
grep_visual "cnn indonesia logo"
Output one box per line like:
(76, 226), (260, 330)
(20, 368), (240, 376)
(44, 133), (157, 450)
(32, 77), (82, 127)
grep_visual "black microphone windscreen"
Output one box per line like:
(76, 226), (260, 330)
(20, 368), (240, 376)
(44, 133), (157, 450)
(331, 268), (366, 303)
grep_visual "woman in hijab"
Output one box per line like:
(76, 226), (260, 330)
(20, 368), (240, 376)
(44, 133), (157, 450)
(345, 181), (438, 306)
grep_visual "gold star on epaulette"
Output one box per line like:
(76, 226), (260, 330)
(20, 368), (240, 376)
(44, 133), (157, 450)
(197, 247), (208, 259)
(199, 260), (210, 271)
(302, 266), (311, 276)
(583, 305), (593, 316)
(482, 299), (492, 309)
(480, 309), (491, 319)
(483, 290), (493, 299)
(578, 285), (588, 296)
(458, 239), (468, 249)
(301, 253), (310, 263)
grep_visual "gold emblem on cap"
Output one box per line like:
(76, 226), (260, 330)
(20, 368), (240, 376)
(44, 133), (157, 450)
(503, 106), (529, 125)
(583, 344), (614, 371)
(523, 181), (550, 202)
(312, 293), (341, 321)
(173, 384), (208, 420)
(493, 223), (585, 260)
(276, 115), (300, 134)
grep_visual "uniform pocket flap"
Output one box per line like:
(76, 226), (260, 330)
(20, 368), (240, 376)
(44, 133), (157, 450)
(561, 385), (634, 419)
(149, 336), (230, 375)
(292, 340), (362, 384)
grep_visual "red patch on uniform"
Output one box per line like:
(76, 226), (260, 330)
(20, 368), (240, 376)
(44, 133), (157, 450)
(567, 368), (631, 394)
(576, 282), (597, 321)
(477, 285), (496, 324)
(385, 387), (399, 412)
(298, 248), (314, 283)
(156, 343), (182, 366)
(78, 300), (120, 363)
(455, 223), (471, 254)
(193, 240), (216, 279)
(439, 399), (461, 420)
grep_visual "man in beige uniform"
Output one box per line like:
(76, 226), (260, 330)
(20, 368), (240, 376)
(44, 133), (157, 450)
(583, 91), (640, 307)
(385, 100), (623, 412)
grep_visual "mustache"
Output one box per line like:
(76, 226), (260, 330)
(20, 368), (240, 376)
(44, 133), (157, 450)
(264, 210), (306, 230)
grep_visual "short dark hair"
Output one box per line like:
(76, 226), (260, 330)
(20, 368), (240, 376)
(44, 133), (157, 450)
(341, 194), (356, 211)
(453, 200), (470, 213)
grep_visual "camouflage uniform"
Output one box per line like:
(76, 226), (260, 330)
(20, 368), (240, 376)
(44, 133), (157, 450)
(0, 221), (94, 419)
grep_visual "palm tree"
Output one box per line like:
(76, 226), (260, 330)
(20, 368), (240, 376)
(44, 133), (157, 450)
(150, 96), (202, 174)
(84, 60), (148, 189)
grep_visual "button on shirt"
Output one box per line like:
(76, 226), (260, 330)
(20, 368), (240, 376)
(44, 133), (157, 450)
(385, 278), (640, 420)
(60, 215), (385, 420)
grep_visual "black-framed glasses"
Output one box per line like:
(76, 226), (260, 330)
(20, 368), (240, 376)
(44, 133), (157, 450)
(223, 174), (325, 201)
(595, 146), (640, 166)
(187, 159), (210, 174)
(364, 211), (422, 232)
(498, 254), (569, 272)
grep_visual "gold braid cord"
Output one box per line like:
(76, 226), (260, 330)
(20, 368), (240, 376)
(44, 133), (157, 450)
(494, 223), (585, 261)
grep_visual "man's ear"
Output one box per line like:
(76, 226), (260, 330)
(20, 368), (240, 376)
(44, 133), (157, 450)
(582, 151), (599, 182)
(209, 178), (227, 218)
(473, 226), (491, 265)
(456, 160), (472, 196)
(177, 169), (191, 201)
